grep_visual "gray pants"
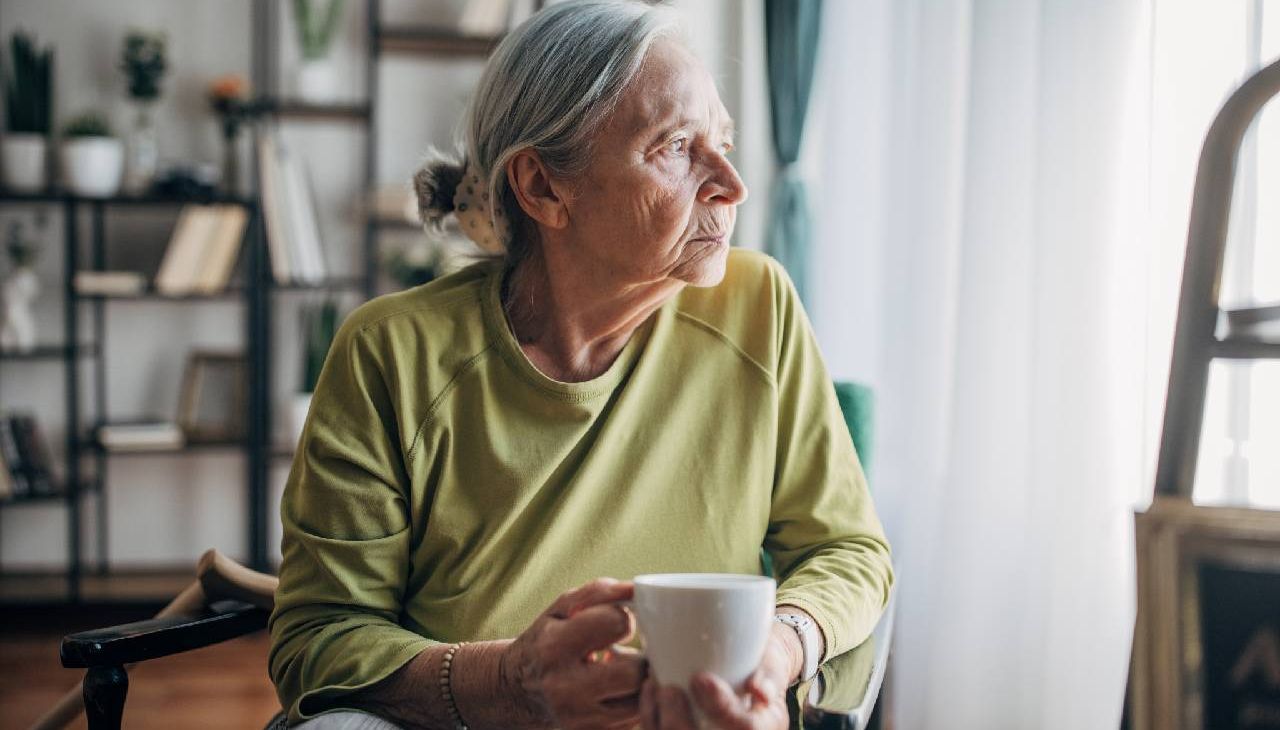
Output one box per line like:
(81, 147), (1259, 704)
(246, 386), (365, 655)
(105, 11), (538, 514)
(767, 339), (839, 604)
(291, 710), (404, 729)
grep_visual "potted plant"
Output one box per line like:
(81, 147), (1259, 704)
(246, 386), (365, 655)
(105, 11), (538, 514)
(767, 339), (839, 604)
(290, 300), (340, 446)
(208, 74), (260, 196)
(293, 0), (345, 102)
(60, 112), (124, 198)
(1, 31), (53, 193)
(119, 29), (167, 194)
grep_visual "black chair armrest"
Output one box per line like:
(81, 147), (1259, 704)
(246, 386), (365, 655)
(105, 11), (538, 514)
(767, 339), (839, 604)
(804, 587), (897, 730)
(61, 599), (269, 669)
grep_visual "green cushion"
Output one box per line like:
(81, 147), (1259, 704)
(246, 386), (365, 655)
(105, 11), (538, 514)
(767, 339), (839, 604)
(833, 381), (874, 479)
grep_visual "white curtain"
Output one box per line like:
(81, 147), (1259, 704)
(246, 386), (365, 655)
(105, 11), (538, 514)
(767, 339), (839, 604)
(807, 1), (1157, 727)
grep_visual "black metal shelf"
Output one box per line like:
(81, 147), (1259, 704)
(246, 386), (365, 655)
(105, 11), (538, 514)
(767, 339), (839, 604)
(378, 26), (501, 56)
(0, 189), (257, 207)
(88, 439), (247, 456)
(0, 479), (101, 508)
(258, 97), (372, 122)
(0, 343), (99, 360)
(371, 217), (424, 231)
(71, 278), (367, 302)
(271, 277), (367, 292)
(78, 287), (246, 302)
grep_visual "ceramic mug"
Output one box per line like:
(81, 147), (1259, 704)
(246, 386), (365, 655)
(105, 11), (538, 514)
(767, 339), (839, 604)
(629, 573), (776, 694)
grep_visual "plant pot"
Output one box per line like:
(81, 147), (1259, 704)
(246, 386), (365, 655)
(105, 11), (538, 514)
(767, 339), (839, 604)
(295, 57), (338, 103)
(289, 392), (314, 449)
(60, 137), (124, 198)
(1, 134), (48, 193)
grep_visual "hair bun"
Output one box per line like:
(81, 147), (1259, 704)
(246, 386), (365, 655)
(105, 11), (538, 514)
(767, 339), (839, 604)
(413, 158), (465, 228)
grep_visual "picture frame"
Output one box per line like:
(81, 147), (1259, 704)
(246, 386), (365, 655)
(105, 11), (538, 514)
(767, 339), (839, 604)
(1131, 498), (1280, 730)
(177, 350), (248, 442)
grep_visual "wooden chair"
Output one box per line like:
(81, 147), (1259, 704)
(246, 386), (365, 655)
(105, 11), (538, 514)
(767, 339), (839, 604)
(35, 550), (281, 730)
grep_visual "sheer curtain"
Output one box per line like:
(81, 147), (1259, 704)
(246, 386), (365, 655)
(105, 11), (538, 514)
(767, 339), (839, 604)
(807, 1), (1155, 726)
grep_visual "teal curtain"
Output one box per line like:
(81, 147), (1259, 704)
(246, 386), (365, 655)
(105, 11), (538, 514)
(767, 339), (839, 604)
(764, 0), (823, 303)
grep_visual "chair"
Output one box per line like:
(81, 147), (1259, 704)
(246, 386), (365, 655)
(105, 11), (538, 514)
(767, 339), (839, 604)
(45, 381), (893, 730)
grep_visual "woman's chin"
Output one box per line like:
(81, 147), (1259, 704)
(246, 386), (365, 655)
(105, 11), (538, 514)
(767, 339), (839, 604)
(673, 237), (730, 287)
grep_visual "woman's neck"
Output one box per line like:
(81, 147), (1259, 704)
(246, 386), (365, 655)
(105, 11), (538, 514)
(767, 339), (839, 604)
(502, 248), (680, 382)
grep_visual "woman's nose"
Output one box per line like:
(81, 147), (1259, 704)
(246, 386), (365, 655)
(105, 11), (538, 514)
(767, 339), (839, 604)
(699, 153), (749, 206)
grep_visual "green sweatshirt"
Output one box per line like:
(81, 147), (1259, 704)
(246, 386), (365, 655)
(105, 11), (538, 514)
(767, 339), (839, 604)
(268, 249), (893, 724)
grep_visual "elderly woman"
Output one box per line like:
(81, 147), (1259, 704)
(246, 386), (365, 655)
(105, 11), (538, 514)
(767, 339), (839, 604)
(268, 2), (892, 729)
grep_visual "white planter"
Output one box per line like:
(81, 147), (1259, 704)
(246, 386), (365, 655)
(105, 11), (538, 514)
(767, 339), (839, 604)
(61, 137), (124, 198)
(289, 392), (314, 449)
(295, 58), (339, 103)
(2, 134), (48, 193)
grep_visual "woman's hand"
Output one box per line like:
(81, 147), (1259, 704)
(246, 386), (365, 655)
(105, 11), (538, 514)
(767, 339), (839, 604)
(640, 624), (797, 730)
(501, 577), (646, 729)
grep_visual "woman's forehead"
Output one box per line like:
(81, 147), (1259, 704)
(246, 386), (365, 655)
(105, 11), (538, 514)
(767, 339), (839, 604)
(613, 40), (733, 137)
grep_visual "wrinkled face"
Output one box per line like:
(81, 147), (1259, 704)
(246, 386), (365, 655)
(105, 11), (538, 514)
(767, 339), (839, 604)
(559, 38), (748, 288)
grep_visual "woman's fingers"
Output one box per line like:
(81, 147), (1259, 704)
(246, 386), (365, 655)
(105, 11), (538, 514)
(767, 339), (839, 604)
(549, 603), (635, 661)
(588, 649), (648, 699)
(548, 577), (634, 618)
(657, 683), (698, 730)
(691, 672), (751, 728)
(640, 678), (661, 729)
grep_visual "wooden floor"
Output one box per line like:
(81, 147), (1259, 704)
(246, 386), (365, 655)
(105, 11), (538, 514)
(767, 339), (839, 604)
(0, 608), (280, 730)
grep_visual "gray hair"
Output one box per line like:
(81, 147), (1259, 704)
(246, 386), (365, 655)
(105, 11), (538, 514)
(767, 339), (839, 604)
(414, 0), (681, 269)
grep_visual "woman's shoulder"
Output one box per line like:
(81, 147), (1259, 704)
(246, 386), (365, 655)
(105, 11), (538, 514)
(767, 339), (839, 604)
(341, 260), (493, 338)
(671, 248), (799, 373)
(328, 260), (495, 391)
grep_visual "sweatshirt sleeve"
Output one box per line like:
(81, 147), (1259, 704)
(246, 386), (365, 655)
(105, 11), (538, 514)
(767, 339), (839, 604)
(268, 319), (438, 724)
(763, 260), (895, 661)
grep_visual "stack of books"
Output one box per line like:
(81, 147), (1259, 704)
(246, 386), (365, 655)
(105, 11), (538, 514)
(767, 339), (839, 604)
(153, 204), (250, 295)
(259, 126), (328, 285)
(73, 271), (147, 296)
(94, 421), (185, 452)
(0, 413), (57, 499)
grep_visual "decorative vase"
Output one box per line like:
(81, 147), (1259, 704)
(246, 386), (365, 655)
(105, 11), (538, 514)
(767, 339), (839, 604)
(221, 128), (241, 197)
(123, 100), (159, 195)
(296, 57), (338, 103)
(1, 133), (48, 193)
(60, 137), (124, 197)
(0, 267), (40, 352)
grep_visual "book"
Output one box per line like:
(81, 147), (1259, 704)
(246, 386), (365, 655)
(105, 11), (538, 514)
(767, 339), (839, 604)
(0, 415), (29, 496)
(0, 446), (11, 500)
(259, 129), (296, 284)
(277, 136), (327, 284)
(73, 271), (146, 296)
(10, 414), (54, 495)
(155, 205), (220, 295)
(194, 205), (249, 293)
(95, 421), (185, 452)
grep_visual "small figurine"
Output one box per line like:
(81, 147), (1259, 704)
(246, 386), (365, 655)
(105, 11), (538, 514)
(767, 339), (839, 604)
(1, 221), (41, 353)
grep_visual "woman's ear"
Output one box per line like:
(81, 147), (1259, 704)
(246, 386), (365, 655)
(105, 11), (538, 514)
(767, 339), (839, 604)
(507, 150), (570, 230)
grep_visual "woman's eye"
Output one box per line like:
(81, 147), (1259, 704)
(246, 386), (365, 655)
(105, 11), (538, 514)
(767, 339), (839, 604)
(668, 137), (688, 155)
(720, 141), (734, 154)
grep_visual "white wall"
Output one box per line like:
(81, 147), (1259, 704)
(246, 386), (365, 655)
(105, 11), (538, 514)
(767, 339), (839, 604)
(0, 0), (764, 571)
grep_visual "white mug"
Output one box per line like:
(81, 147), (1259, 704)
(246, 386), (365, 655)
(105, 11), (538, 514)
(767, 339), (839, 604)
(630, 573), (776, 694)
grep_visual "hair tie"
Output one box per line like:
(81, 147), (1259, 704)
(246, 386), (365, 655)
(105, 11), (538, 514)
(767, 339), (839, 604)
(453, 162), (511, 253)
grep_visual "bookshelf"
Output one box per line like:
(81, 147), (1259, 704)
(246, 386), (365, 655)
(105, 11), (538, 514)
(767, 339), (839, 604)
(0, 0), (528, 603)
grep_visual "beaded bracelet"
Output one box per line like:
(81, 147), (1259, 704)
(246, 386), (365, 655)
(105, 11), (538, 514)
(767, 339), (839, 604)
(440, 642), (469, 730)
